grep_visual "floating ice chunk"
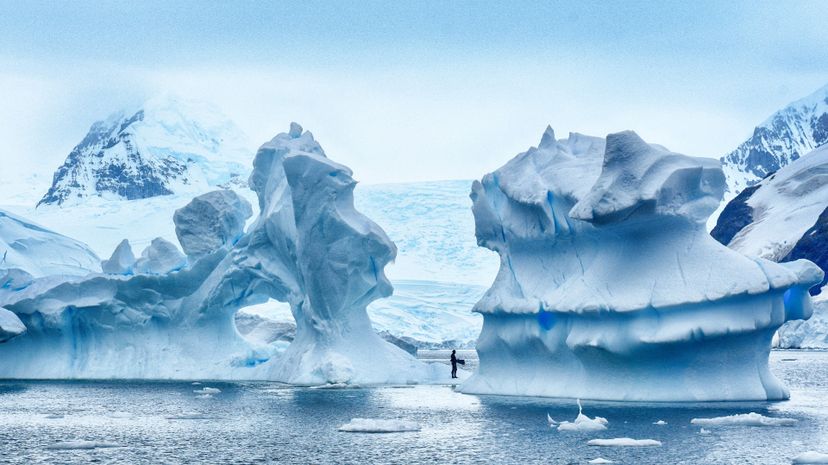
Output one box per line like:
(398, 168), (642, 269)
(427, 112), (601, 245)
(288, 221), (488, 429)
(557, 400), (608, 432)
(192, 382), (202, 385)
(587, 438), (661, 447)
(45, 441), (120, 450)
(547, 413), (557, 426)
(193, 387), (221, 395)
(134, 237), (187, 275)
(338, 418), (421, 433)
(308, 383), (356, 390)
(165, 413), (216, 420)
(690, 412), (797, 427)
(101, 239), (135, 274)
(589, 459), (614, 464)
(173, 190), (252, 260)
(0, 308), (25, 342)
(653, 420), (667, 425)
(792, 451), (828, 464)
(699, 428), (711, 435)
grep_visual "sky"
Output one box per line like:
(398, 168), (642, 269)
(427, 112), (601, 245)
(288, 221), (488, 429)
(1, 0), (827, 192)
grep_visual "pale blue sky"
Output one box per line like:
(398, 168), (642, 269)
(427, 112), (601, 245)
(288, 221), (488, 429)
(1, 1), (827, 187)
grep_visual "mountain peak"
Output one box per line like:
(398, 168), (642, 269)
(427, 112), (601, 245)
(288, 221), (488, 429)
(38, 96), (254, 207)
(721, 82), (828, 197)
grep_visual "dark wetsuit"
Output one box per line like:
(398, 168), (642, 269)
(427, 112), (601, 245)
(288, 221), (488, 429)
(451, 352), (458, 378)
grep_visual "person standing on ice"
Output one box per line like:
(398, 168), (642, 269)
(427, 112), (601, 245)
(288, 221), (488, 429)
(451, 350), (458, 379)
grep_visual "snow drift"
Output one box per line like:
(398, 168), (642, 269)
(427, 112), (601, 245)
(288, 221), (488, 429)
(459, 127), (823, 401)
(0, 124), (441, 384)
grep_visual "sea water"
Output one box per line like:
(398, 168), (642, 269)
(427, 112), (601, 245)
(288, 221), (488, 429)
(0, 351), (826, 464)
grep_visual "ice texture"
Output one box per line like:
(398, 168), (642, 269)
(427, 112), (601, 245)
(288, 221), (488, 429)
(174, 190), (252, 260)
(133, 237), (187, 275)
(0, 308), (25, 342)
(101, 239), (136, 274)
(0, 208), (100, 277)
(459, 128), (824, 401)
(0, 124), (442, 384)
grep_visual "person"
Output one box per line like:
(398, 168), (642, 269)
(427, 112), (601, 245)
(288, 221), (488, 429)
(450, 350), (458, 379)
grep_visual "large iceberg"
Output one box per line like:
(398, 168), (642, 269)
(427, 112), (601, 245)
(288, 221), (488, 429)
(0, 124), (441, 384)
(0, 208), (100, 277)
(459, 128), (823, 401)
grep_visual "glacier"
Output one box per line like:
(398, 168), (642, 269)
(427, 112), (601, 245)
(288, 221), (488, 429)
(0, 124), (444, 384)
(459, 127), (824, 401)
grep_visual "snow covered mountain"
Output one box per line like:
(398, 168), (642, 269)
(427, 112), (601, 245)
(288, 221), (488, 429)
(721, 83), (828, 196)
(38, 95), (253, 206)
(0, 208), (100, 277)
(712, 144), (828, 295)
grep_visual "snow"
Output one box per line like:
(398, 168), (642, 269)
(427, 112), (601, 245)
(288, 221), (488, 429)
(39, 94), (254, 206)
(587, 438), (661, 447)
(690, 413), (797, 427)
(460, 128), (824, 401)
(556, 400), (608, 432)
(44, 441), (121, 450)
(721, 83), (828, 196)
(0, 308), (25, 342)
(338, 418), (421, 433)
(792, 451), (828, 464)
(0, 124), (448, 384)
(0, 208), (100, 277)
(173, 189), (252, 259)
(725, 145), (828, 261)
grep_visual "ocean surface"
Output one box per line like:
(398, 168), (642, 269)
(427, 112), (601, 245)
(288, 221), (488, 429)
(1, 350), (827, 464)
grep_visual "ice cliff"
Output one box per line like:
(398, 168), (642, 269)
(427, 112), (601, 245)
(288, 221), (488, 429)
(0, 124), (441, 383)
(459, 128), (824, 401)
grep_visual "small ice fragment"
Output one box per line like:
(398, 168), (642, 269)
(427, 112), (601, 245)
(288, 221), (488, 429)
(699, 428), (711, 435)
(45, 441), (120, 450)
(589, 459), (614, 464)
(547, 413), (557, 426)
(691, 412), (796, 427)
(587, 438), (661, 447)
(557, 400), (608, 432)
(193, 387), (221, 395)
(165, 413), (215, 420)
(653, 420), (667, 425)
(309, 383), (354, 389)
(792, 451), (828, 464)
(192, 382), (202, 385)
(338, 418), (421, 433)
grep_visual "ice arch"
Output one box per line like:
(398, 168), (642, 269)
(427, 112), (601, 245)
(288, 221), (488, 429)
(459, 128), (824, 401)
(0, 124), (437, 384)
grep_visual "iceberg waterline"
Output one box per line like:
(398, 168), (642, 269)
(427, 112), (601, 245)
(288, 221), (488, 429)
(458, 128), (823, 401)
(0, 124), (821, 399)
(0, 123), (445, 384)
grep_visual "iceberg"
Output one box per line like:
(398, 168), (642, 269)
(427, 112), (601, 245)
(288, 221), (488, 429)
(0, 208), (100, 277)
(459, 128), (824, 401)
(0, 308), (25, 342)
(100, 239), (136, 275)
(0, 124), (441, 384)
